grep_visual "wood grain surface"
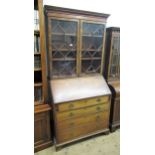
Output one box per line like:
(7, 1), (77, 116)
(50, 75), (111, 104)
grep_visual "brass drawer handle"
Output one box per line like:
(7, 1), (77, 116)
(68, 103), (74, 108)
(96, 98), (101, 102)
(96, 106), (101, 111)
(69, 112), (74, 117)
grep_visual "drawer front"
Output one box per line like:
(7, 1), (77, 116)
(56, 111), (109, 131)
(57, 119), (108, 143)
(55, 103), (109, 121)
(55, 96), (109, 112)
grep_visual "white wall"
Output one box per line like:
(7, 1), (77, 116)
(43, 0), (121, 27)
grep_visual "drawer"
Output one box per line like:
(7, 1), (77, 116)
(55, 96), (109, 112)
(57, 119), (108, 143)
(56, 111), (109, 131)
(55, 103), (109, 121)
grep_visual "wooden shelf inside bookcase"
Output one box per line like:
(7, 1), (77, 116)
(34, 30), (40, 35)
(82, 49), (102, 51)
(52, 58), (76, 61)
(34, 52), (41, 55)
(52, 49), (76, 51)
(34, 82), (42, 87)
(34, 100), (43, 106)
(34, 68), (42, 71)
(82, 57), (101, 60)
(52, 33), (76, 36)
(34, 104), (51, 114)
(82, 35), (103, 37)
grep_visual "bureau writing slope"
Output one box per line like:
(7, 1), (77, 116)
(104, 27), (120, 131)
(44, 5), (111, 148)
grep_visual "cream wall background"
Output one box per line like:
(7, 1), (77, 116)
(43, 0), (121, 27)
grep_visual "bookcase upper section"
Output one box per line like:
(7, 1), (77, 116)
(44, 5), (110, 79)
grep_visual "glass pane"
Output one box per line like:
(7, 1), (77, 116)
(81, 22), (105, 74)
(83, 23), (105, 36)
(34, 55), (41, 69)
(82, 60), (101, 74)
(52, 35), (77, 51)
(34, 86), (42, 102)
(82, 36), (103, 50)
(109, 35), (120, 79)
(50, 19), (77, 78)
(52, 61), (76, 78)
(52, 19), (77, 35)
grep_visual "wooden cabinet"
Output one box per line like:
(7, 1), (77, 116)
(44, 5), (111, 148)
(44, 5), (110, 79)
(34, 104), (52, 152)
(34, 0), (52, 152)
(104, 27), (120, 131)
(49, 75), (111, 148)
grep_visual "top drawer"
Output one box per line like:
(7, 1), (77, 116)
(55, 96), (109, 112)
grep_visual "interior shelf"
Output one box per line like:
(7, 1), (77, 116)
(34, 68), (42, 71)
(52, 58), (76, 61)
(82, 35), (103, 37)
(82, 57), (101, 60)
(82, 49), (102, 51)
(34, 52), (41, 55)
(34, 30), (40, 35)
(52, 33), (76, 36)
(34, 83), (42, 87)
(52, 49), (76, 51)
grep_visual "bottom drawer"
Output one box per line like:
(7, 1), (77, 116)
(57, 119), (108, 143)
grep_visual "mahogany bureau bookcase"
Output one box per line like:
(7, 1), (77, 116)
(34, 0), (53, 152)
(104, 27), (120, 131)
(44, 5), (111, 148)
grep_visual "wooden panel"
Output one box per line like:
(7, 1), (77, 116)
(57, 119), (108, 143)
(50, 75), (111, 103)
(34, 111), (52, 149)
(55, 103), (109, 121)
(113, 97), (120, 123)
(34, 104), (51, 113)
(44, 5), (110, 20)
(56, 96), (109, 112)
(56, 111), (109, 130)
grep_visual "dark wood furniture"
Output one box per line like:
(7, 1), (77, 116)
(104, 27), (120, 131)
(34, 0), (53, 152)
(44, 5), (111, 148)
(50, 75), (111, 148)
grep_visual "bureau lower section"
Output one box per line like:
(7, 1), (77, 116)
(53, 96), (111, 146)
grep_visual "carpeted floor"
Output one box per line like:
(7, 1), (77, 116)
(35, 129), (120, 155)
